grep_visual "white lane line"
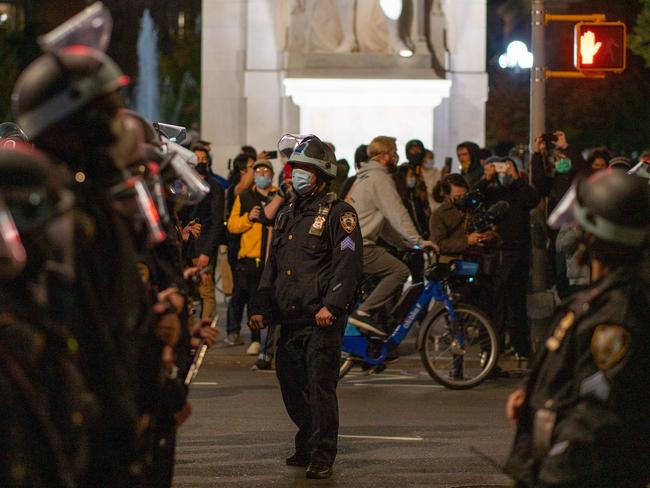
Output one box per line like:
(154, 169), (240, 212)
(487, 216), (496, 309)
(193, 382), (218, 385)
(346, 375), (414, 383)
(339, 434), (424, 441)
(351, 383), (444, 389)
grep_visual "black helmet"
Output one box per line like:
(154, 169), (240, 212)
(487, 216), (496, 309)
(12, 45), (129, 140)
(550, 169), (648, 252)
(0, 144), (74, 282)
(281, 134), (337, 179)
(0, 122), (28, 146)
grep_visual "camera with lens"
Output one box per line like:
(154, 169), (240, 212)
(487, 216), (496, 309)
(454, 190), (509, 234)
(542, 133), (558, 148)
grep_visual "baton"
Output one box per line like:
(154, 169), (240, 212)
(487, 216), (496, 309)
(184, 315), (218, 386)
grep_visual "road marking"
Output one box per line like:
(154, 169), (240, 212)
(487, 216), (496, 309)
(346, 375), (414, 383)
(351, 383), (444, 389)
(339, 434), (424, 441)
(193, 382), (218, 385)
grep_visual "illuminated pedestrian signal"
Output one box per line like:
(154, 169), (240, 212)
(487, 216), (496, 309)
(574, 22), (626, 72)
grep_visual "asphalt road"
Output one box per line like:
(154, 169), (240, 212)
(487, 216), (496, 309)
(173, 340), (520, 488)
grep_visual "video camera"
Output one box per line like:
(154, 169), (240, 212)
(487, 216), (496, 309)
(454, 190), (510, 233)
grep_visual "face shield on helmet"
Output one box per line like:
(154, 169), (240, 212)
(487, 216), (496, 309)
(628, 161), (650, 182)
(0, 145), (77, 286)
(548, 171), (648, 248)
(278, 134), (312, 166)
(154, 122), (189, 147)
(278, 133), (338, 179)
(160, 138), (210, 206)
(0, 195), (27, 280)
(37, 1), (113, 53)
(110, 174), (167, 246)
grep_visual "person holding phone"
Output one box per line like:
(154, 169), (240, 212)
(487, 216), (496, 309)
(226, 160), (280, 354)
(179, 145), (225, 321)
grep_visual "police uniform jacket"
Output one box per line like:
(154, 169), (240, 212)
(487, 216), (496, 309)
(504, 268), (650, 487)
(253, 191), (363, 321)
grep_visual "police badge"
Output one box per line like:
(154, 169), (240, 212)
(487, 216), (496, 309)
(340, 211), (357, 234)
(591, 324), (630, 370)
(309, 206), (330, 236)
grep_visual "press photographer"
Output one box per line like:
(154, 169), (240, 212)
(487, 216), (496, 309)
(429, 173), (501, 258)
(478, 157), (540, 358)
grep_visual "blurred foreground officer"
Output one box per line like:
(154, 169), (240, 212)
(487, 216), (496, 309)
(250, 135), (362, 479)
(13, 46), (149, 486)
(504, 169), (650, 487)
(0, 146), (94, 487)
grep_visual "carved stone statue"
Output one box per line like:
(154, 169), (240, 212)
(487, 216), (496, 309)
(286, 0), (413, 54)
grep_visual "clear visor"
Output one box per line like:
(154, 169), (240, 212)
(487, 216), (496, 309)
(151, 173), (171, 224)
(111, 176), (167, 245)
(0, 195), (27, 280)
(628, 161), (650, 183)
(547, 184), (578, 230)
(278, 133), (314, 165)
(155, 122), (188, 145)
(162, 140), (209, 206)
(38, 1), (112, 53)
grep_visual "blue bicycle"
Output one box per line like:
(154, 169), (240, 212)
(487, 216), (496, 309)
(340, 250), (498, 389)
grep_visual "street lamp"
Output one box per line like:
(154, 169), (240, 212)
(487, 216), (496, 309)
(498, 40), (534, 69)
(0, 1), (25, 31)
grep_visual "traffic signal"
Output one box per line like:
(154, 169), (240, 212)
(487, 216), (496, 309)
(574, 22), (626, 72)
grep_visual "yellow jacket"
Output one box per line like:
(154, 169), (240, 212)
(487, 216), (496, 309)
(227, 186), (277, 260)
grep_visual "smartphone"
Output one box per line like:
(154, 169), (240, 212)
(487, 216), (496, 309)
(493, 162), (509, 173)
(265, 150), (278, 159)
(444, 157), (453, 172)
(189, 218), (200, 225)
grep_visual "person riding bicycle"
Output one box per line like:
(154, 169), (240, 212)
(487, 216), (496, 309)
(505, 169), (649, 487)
(347, 136), (437, 334)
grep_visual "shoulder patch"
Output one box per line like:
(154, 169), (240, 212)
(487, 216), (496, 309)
(340, 211), (357, 234)
(591, 324), (630, 370)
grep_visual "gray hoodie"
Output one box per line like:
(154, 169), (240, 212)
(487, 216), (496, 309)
(348, 160), (425, 247)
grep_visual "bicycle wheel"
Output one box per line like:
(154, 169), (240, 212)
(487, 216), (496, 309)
(420, 303), (498, 389)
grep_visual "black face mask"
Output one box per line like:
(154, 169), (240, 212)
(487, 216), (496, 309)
(196, 164), (209, 176)
(409, 152), (424, 167)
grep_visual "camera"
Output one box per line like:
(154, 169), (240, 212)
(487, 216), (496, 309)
(454, 190), (509, 233)
(542, 133), (558, 148)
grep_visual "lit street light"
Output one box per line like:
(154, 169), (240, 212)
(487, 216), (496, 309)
(498, 40), (534, 69)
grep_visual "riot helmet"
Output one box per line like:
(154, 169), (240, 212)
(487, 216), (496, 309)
(0, 122), (29, 148)
(12, 45), (129, 141)
(0, 144), (75, 288)
(278, 134), (337, 179)
(549, 169), (649, 260)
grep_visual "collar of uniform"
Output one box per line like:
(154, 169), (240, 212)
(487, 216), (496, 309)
(296, 190), (330, 211)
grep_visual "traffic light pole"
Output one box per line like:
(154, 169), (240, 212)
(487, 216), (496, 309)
(528, 0), (552, 353)
(529, 0), (546, 154)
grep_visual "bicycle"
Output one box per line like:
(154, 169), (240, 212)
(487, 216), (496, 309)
(340, 249), (498, 389)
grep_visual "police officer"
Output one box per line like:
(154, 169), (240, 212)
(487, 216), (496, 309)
(0, 145), (94, 487)
(504, 169), (649, 487)
(250, 135), (363, 480)
(12, 46), (150, 486)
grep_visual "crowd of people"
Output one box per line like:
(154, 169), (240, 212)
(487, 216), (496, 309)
(1, 13), (649, 488)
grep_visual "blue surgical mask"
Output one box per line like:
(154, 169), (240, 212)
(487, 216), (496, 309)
(406, 177), (417, 189)
(292, 168), (314, 196)
(254, 175), (272, 189)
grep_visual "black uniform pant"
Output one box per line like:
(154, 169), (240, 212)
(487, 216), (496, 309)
(227, 259), (262, 342)
(275, 321), (342, 467)
(494, 249), (531, 356)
